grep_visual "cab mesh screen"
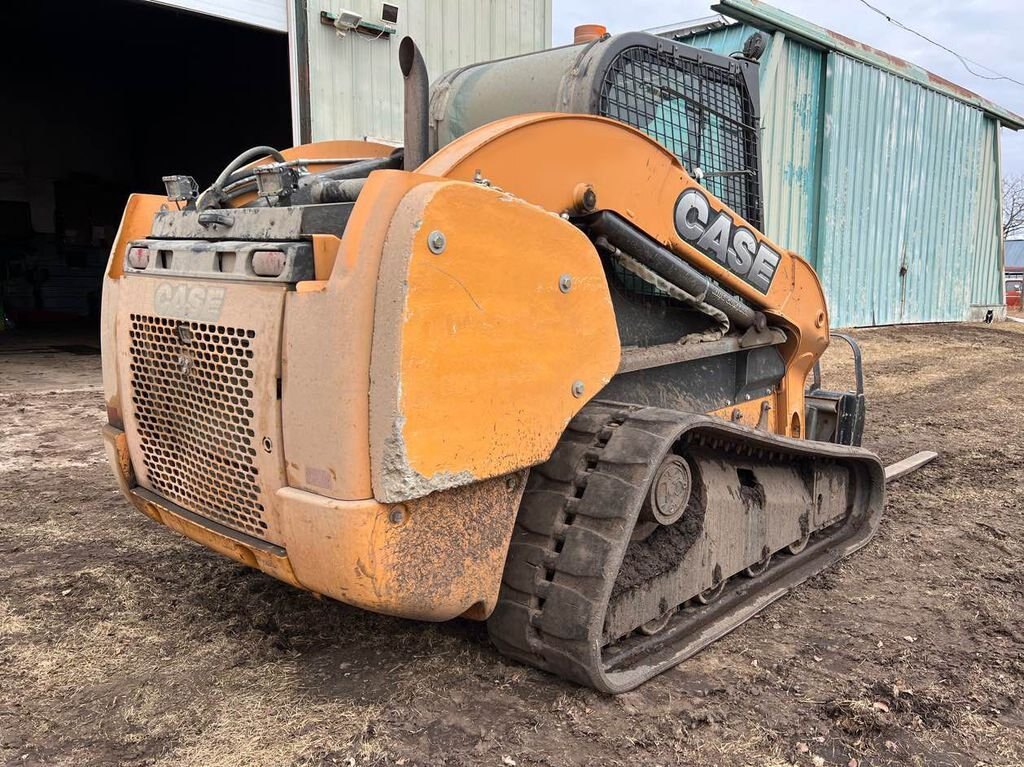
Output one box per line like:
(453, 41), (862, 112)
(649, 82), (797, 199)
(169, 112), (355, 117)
(598, 45), (762, 229)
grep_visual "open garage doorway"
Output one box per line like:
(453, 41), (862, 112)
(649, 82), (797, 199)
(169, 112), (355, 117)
(0, 0), (292, 337)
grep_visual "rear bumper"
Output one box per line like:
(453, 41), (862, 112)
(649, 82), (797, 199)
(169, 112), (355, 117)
(102, 424), (524, 621)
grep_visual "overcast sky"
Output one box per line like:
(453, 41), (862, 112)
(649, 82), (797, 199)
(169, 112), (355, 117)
(552, 0), (1024, 178)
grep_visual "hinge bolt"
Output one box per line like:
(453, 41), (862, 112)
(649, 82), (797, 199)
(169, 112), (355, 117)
(559, 274), (573, 293)
(571, 380), (585, 398)
(427, 230), (446, 254)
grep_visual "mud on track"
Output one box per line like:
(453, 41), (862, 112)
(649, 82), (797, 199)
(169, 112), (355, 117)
(2, 322), (1023, 766)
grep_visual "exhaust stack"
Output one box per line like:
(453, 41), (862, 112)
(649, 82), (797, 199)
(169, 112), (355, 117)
(399, 37), (429, 170)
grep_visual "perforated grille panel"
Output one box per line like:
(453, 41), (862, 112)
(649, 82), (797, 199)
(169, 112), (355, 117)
(128, 314), (268, 537)
(599, 45), (762, 230)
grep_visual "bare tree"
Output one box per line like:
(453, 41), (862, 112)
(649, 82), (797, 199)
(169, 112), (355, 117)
(1004, 174), (1024, 241)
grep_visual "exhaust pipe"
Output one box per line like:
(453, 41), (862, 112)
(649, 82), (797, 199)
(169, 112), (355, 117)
(399, 37), (429, 170)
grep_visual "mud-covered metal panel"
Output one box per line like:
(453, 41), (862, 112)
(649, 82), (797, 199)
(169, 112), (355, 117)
(600, 344), (785, 413)
(369, 179), (620, 503)
(278, 471), (528, 620)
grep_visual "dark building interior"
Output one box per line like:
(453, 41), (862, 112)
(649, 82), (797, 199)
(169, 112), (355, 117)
(0, 0), (292, 334)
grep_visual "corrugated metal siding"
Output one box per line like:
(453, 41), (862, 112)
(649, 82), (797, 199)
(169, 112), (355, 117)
(682, 22), (755, 56)
(759, 35), (824, 266)
(678, 25), (825, 264)
(672, 25), (1006, 326)
(970, 120), (1004, 302)
(305, 0), (551, 143)
(818, 53), (993, 325)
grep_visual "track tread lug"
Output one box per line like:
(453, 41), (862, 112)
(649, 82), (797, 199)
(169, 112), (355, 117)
(534, 442), (596, 483)
(596, 424), (668, 465)
(554, 526), (621, 579)
(500, 554), (544, 594)
(516, 491), (571, 535)
(566, 408), (622, 433)
(488, 600), (540, 654)
(536, 583), (598, 640)
(574, 472), (643, 518)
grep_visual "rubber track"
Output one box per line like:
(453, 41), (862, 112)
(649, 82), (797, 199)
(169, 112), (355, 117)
(487, 401), (885, 693)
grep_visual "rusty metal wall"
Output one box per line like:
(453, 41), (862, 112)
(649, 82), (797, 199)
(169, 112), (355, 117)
(301, 0), (551, 144)
(819, 53), (1000, 325)
(671, 23), (1006, 326)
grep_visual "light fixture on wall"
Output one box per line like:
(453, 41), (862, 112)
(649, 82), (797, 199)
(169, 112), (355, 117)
(319, 7), (396, 39)
(333, 9), (363, 36)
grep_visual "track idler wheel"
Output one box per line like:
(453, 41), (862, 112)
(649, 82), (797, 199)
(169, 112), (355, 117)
(639, 454), (692, 526)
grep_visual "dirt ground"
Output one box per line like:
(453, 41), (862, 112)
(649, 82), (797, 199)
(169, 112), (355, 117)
(2, 322), (1023, 767)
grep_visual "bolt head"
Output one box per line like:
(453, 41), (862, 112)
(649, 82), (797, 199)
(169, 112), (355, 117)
(559, 274), (573, 293)
(427, 230), (446, 254)
(581, 186), (597, 211)
(388, 505), (408, 525)
(571, 380), (585, 398)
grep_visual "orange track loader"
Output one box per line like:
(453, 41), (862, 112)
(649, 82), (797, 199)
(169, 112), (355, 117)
(101, 34), (885, 692)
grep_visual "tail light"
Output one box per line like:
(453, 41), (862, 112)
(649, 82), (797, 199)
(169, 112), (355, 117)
(252, 250), (287, 277)
(127, 245), (150, 269)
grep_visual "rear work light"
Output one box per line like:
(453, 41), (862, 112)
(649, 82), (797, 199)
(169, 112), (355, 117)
(252, 250), (287, 277)
(127, 245), (150, 270)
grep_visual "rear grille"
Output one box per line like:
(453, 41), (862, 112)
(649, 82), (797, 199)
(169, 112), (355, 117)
(127, 314), (268, 537)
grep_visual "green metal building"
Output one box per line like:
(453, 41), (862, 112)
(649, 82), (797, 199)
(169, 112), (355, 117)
(657, 0), (1024, 327)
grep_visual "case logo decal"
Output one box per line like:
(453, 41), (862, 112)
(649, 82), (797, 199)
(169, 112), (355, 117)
(674, 188), (780, 293)
(154, 282), (226, 322)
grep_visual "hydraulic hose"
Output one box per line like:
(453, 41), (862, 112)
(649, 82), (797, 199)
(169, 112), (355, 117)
(595, 236), (730, 338)
(197, 145), (287, 210)
(585, 211), (763, 331)
(223, 152), (405, 208)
